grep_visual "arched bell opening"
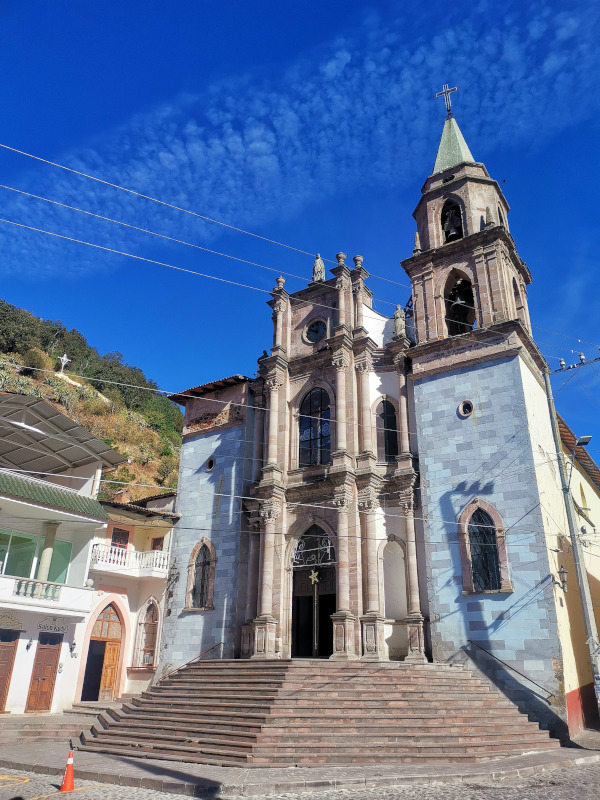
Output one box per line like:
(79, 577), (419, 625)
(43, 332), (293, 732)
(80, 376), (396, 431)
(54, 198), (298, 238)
(441, 199), (464, 243)
(512, 278), (527, 327)
(444, 272), (476, 336)
(291, 526), (336, 658)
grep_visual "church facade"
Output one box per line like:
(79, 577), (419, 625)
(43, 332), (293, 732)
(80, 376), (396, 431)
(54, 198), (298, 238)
(158, 112), (600, 735)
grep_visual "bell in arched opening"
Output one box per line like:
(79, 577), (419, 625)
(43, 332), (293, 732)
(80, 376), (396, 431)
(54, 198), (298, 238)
(445, 274), (476, 336)
(441, 199), (464, 243)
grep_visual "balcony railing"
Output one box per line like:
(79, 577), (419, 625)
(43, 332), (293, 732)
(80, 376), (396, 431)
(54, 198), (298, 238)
(13, 578), (62, 601)
(90, 544), (169, 576)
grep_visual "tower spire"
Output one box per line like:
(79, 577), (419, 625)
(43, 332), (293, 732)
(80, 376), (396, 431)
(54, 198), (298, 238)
(431, 84), (475, 175)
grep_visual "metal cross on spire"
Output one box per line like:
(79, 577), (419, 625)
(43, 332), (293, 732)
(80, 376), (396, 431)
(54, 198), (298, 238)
(435, 83), (458, 117)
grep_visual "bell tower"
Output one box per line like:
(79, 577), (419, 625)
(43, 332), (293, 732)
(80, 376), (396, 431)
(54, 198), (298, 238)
(402, 88), (566, 734)
(405, 95), (532, 344)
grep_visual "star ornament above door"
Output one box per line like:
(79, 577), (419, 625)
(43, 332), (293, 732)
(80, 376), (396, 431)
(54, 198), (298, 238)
(308, 569), (319, 585)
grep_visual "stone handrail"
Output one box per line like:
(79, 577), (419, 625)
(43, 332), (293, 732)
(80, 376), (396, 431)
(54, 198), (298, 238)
(90, 543), (169, 572)
(13, 578), (62, 601)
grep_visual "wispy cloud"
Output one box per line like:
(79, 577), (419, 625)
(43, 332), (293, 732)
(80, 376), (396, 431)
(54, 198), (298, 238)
(1, 1), (598, 280)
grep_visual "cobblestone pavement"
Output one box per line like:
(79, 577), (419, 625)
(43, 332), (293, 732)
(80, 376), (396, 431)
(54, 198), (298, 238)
(1, 762), (600, 800)
(250, 762), (600, 800)
(0, 768), (189, 800)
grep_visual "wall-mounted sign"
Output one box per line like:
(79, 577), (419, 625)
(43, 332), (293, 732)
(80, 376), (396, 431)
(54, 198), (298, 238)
(0, 612), (23, 630)
(37, 616), (68, 634)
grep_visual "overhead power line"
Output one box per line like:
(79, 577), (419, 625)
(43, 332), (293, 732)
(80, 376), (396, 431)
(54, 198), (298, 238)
(0, 142), (331, 261)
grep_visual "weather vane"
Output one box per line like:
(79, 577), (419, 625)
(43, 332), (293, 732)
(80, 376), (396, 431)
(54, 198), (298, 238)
(435, 84), (458, 118)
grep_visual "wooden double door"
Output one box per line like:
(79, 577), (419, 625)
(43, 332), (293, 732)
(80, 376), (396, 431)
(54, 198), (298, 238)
(26, 633), (63, 713)
(0, 630), (20, 712)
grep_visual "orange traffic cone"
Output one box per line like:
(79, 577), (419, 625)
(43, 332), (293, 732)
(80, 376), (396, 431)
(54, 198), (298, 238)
(59, 740), (75, 793)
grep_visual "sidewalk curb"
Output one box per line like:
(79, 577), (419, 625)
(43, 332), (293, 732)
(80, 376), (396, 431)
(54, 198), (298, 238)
(0, 751), (598, 797)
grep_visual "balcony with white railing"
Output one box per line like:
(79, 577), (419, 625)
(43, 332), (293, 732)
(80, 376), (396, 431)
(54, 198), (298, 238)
(0, 575), (95, 617)
(90, 544), (170, 579)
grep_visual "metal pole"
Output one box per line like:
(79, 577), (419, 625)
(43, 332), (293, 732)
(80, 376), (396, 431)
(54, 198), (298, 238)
(543, 367), (600, 711)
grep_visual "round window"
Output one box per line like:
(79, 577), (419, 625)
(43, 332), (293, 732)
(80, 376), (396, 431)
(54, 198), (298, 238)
(206, 458), (215, 472)
(458, 400), (474, 418)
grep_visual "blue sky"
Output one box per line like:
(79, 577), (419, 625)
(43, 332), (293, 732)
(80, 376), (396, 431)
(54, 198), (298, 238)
(1, 1), (599, 449)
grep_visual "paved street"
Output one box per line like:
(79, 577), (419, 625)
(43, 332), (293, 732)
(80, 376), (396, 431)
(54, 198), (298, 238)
(1, 761), (600, 800)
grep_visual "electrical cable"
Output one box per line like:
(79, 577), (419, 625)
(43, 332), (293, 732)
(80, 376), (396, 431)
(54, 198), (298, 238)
(0, 143), (332, 261)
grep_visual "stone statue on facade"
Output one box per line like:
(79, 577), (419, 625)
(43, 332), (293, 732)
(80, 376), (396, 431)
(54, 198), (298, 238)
(312, 253), (325, 283)
(393, 305), (406, 339)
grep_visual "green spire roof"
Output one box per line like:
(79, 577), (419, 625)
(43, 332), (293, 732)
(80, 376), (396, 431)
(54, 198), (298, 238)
(432, 115), (475, 174)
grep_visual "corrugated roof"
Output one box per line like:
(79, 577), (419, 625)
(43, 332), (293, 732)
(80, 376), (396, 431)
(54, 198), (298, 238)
(169, 375), (249, 405)
(0, 470), (108, 519)
(100, 499), (179, 520)
(129, 490), (177, 505)
(558, 416), (600, 492)
(0, 393), (126, 474)
(432, 116), (475, 174)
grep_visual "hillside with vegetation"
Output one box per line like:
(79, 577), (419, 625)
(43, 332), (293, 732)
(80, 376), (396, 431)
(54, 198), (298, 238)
(0, 298), (183, 501)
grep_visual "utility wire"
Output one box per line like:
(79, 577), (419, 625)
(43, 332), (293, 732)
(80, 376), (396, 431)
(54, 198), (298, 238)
(0, 143), (331, 261)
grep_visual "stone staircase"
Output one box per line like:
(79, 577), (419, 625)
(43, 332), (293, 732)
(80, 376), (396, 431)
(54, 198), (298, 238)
(78, 659), (561, 766)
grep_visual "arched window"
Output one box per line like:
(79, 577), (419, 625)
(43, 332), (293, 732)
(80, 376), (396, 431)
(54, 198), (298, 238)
(193, 545), (211, 608)
(299, 388), (331, 467)
(185, 538), (216, 610)
(468, 509), (501, 592)
(375, 400), (399, 463)
(135, 600), (159, 667)
(444, 273), (476, 336)
(512, 278), (526, 326)
(458, 500), (512, 594)
(441, 199), (464, 243)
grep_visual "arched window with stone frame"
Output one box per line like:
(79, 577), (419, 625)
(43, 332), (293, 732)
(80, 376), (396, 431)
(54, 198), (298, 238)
(298, 387), (331, 467)
(444, 269), (476, 337)
(133, 598), (160, 667)
(457, 499), (512, 594)
(375, 398), (399, 463)
(185, 538), (216, 610)
(440, 198), (464, 243)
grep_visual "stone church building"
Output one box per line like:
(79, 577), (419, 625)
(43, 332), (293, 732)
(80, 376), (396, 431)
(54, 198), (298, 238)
(158, 111), (600, 734)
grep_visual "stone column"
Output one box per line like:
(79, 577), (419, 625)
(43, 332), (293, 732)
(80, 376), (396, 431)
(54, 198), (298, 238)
(37, 521), (59, 583)
(266, 378), (282, 467)
(396, 361), (411, 454)
(332, 354), (348, 453)
(245, 529), (260, 622)
(355, 361), (373, 455)
(353, 283), (364, 330)
(359, 495), (386, 659)
(335, 276), (347, 329)
(330, 494), (357, 660)
(403, 499), (426, 661)
(252, 504), (280, 659)
(272, 300), (284, 351)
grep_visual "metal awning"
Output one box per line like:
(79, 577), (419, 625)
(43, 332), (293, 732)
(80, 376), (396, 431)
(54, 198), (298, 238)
(0, 393), (126, 475)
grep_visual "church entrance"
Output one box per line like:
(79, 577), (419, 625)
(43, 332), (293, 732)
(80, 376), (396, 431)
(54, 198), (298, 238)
(291, 527), (336, 658)
(81, 603), (122, 702)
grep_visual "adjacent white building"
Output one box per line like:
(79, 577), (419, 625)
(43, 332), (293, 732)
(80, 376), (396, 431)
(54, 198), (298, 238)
(0, 392), (177, 714)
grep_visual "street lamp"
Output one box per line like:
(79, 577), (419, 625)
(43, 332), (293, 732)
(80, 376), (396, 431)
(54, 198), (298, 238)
(569, 435), (592, 489)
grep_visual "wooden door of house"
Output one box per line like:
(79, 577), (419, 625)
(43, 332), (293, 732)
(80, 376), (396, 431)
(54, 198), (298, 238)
(25, 633), (62, 712)
(0, 630), (19, 712)
(98, 641), (120, 701)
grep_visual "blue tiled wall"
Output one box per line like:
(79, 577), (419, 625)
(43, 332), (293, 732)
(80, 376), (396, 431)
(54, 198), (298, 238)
(414, 355), (565, 729)
(159, 423), (250, 669)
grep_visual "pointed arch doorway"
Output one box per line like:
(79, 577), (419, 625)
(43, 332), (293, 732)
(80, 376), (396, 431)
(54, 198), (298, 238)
(81, 603), (122, 701)
(291, 527), (336, 658)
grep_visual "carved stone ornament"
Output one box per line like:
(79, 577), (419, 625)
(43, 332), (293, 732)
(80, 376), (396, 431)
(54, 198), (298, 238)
(313, 253), (326, 282)
(354, 359), (372, 374)
(273, 301), (285, 316)
(265, 377), (283, 392)
(259, 503), (281, 522)
(332, 354), (349, 371)
(336, 252), (347, 267)
(358, 493), (378, 511)
(332, 494), (350, 510)
(353, 255), (364, 268)
(335, 277), (347, 292)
